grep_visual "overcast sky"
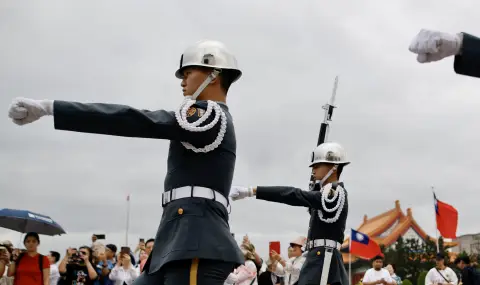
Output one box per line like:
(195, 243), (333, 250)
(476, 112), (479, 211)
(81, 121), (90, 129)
(1, 0), (479, 257)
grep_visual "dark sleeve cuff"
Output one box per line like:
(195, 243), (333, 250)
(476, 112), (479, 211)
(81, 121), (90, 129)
(454, 32), (480, 78)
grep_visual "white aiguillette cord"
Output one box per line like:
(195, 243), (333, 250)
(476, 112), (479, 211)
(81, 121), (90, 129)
(175, 69), (228, 153)
(313, 165), (346, 223)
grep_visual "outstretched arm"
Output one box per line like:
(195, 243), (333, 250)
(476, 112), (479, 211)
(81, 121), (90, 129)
(454, 33), (480, 78)
(9, 98), (221, 145)
(255, 186), (323, 208)
(230, 184), (347, 216)
(409, 29), (480, 78)
(229, 185), (322, 208)
(53, 101), (184, 139)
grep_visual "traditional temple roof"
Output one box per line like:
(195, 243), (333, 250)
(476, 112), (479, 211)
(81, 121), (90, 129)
(341, 200), (458, 263)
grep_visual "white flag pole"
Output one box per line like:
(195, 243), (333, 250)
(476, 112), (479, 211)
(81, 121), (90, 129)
(349, 229), (352, 285)
(126, 194), (131, 246)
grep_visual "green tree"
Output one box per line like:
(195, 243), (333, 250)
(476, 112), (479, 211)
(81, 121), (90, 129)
(392, 236), (408, 280)
(458, 250), (469, 258)
(404, 238), (424, 283)
(421, 236), (436, 271)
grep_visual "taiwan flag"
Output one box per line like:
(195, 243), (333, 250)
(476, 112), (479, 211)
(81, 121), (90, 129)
(350, 229), (382, 259)
(434, 193), (458, 239)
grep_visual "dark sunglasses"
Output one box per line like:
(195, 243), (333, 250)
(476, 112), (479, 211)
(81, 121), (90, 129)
(79, 251), (88, 255)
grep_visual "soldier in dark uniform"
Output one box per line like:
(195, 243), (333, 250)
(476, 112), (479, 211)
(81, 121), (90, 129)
(7, 40), (245, 285)
(409, 29), (480, 78)
(229, 142), (351, 285)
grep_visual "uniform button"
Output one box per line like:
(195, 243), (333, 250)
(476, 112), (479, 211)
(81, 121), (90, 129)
(317, 251), (321, 256)
(177, 208), (184, 215)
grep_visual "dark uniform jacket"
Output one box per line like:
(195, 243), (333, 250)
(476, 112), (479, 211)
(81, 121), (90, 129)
(52, 100), (244, 274)
(454, 33), (480, 78)
(460, 266), (480, 285)
(256, 183), (349, 285)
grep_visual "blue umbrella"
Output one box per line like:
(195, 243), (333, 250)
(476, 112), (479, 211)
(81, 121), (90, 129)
(0, 208), (66, 236)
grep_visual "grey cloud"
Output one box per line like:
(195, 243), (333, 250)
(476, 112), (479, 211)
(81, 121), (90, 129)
(1, 0), (478, 257)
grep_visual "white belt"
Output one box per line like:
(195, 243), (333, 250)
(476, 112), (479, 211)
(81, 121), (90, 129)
(162, 186), (229, 209)
(308, 239), (341, 250)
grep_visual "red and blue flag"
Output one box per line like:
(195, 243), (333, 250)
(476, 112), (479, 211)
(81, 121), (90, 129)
(350, 229), (382, 259)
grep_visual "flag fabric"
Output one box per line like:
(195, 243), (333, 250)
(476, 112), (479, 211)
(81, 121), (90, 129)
(350, 229), (383, 259)
(434, 193), (458, 239)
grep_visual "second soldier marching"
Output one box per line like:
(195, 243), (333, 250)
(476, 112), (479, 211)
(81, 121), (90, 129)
(230, 141), (351, 285)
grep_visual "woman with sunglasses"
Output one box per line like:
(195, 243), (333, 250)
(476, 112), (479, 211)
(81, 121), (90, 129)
(58, 246), (98, 285)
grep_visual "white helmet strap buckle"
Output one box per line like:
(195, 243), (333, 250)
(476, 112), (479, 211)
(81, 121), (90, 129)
(187, 69), (221, 101)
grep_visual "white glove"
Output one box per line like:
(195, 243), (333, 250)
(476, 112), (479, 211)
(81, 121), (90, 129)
(8, 97), (54, 126)
(409, 29), (463, 63)
(229, 186), (254, 201)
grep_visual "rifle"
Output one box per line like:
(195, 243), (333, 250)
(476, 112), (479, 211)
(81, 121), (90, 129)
(308, 76), (339, 191)
(304, 76), (340, 253)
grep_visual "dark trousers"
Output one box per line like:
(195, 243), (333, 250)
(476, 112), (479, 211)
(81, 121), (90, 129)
(133, 258), (236, 285)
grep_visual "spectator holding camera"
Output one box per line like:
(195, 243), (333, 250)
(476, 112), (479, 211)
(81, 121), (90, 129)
(7, 232), (50, 285)
(95, 244), (115, 285)
(58, 246), (97, 285)
(108, 252), (137, 285)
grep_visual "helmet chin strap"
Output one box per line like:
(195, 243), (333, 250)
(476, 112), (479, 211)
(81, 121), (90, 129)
(185, 69), (221, 101)
(315, 165), (338, 188)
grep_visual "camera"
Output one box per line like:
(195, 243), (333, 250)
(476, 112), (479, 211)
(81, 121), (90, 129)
(70, 253), (83, 265)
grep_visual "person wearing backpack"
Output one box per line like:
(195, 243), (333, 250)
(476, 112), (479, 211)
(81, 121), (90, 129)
(6, 232), (50, 285)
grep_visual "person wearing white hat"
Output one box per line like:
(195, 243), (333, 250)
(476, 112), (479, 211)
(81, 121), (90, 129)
(229, 142), (351, 285)
(270, 236), (307, 285)
(409, 29), (480, 78)
(7, 40), (244, 285)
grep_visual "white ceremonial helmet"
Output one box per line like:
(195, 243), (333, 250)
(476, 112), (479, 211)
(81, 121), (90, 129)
(309, 142), (350, 167)
(175, 40), (242, 83)
(174, 40), (241, 153)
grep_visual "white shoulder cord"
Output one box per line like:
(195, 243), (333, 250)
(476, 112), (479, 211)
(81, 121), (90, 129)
(317, 183), (346, 224)
(174, 70), (228, 153)
(315, 165), (346, 223)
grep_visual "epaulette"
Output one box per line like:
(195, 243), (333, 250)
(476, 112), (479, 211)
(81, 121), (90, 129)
(175, 98), (227, 153)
